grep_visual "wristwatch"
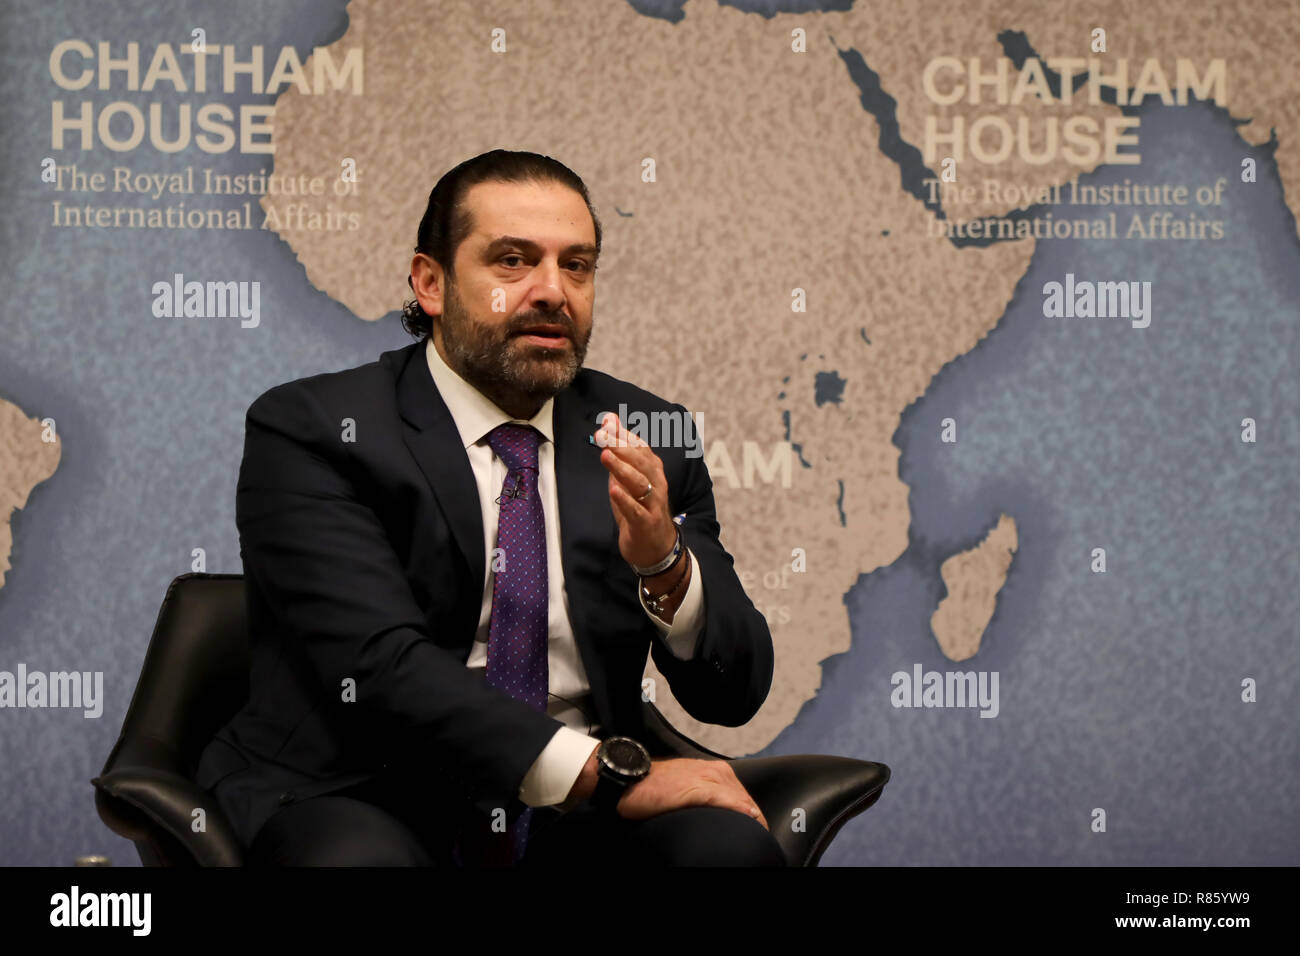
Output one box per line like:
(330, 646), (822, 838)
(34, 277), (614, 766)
(590, 736), (652, 812)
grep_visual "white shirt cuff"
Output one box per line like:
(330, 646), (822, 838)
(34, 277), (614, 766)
(637, 546), (704, 660)
(518, 726), (601, 808)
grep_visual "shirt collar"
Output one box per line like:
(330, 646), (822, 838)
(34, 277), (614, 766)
(425, 336), (555, 449)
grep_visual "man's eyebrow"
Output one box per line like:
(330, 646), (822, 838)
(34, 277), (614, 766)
(483, 235), (598, 257)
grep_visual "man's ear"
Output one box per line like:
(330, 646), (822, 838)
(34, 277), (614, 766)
(409, 253), (442, 315)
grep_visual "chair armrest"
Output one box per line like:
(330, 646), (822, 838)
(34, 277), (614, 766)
(92, 767), (244, 866)
(728, 755), (890, 867)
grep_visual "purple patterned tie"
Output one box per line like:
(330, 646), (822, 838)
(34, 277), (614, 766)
(454, 423), (548, 866)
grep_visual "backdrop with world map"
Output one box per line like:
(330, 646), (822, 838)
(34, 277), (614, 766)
(1, 0), (1296, 866)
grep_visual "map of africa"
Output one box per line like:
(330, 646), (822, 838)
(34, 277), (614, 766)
(250, 0), (1298, 754)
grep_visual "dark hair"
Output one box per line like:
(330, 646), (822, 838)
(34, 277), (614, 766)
(401, 149), (602, 340)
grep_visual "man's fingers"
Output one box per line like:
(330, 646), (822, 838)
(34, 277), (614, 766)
(603, 456), (665, 533)
(599, 414), (648, 449)
(607, 476), (637, 526)
(600, 447), (649, 498)
(596, 419), (666, 522)
(724, 794), (769, 831)
(716, 767), (769, 830)
(597, 421), (652, 460)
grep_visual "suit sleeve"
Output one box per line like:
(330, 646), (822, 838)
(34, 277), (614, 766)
(648, 405), (774, 727)
(235, 382), (563, 816)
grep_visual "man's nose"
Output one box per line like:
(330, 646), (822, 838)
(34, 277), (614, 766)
(523, 260), (570, 311)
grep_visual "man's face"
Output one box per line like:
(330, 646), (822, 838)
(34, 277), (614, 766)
(423, 179), (597, 414)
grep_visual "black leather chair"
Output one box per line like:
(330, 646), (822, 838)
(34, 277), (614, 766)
(93, 573), (889, 866)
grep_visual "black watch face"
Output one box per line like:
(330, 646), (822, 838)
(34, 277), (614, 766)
(603, 737), (650, 775)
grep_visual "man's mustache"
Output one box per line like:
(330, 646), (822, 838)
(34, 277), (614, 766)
(507, 314), (575, 338)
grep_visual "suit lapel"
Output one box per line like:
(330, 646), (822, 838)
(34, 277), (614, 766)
(553, 386), (612, 573)
(553, 386), (619, 730)
(393, 344), (486, 595)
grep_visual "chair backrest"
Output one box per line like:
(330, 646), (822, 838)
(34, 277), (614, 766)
(108, 572), (710, 776)
(106, 573), (250, 778)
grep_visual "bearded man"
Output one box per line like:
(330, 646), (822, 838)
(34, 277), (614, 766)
(195, 149), (781, 868)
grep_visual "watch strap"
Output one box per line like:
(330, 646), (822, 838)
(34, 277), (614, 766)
(591, 771), (626, 813)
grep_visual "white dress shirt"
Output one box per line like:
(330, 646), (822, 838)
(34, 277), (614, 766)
(424, 339), (705, 808)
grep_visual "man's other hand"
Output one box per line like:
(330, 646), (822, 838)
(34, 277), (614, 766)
(596, 412), (678, 571)
(565, 750), (767, 829)
(618, 758), (769, 830)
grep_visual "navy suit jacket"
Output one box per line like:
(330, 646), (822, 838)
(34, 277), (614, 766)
(195, 341), (774, 848)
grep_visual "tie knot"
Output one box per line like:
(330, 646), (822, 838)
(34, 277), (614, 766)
(486, 423), (542, 474)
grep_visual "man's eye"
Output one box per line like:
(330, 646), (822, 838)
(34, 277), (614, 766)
(499, 255), (592, 273)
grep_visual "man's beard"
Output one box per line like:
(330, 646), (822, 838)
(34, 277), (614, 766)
(438, 280), (591, 408)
